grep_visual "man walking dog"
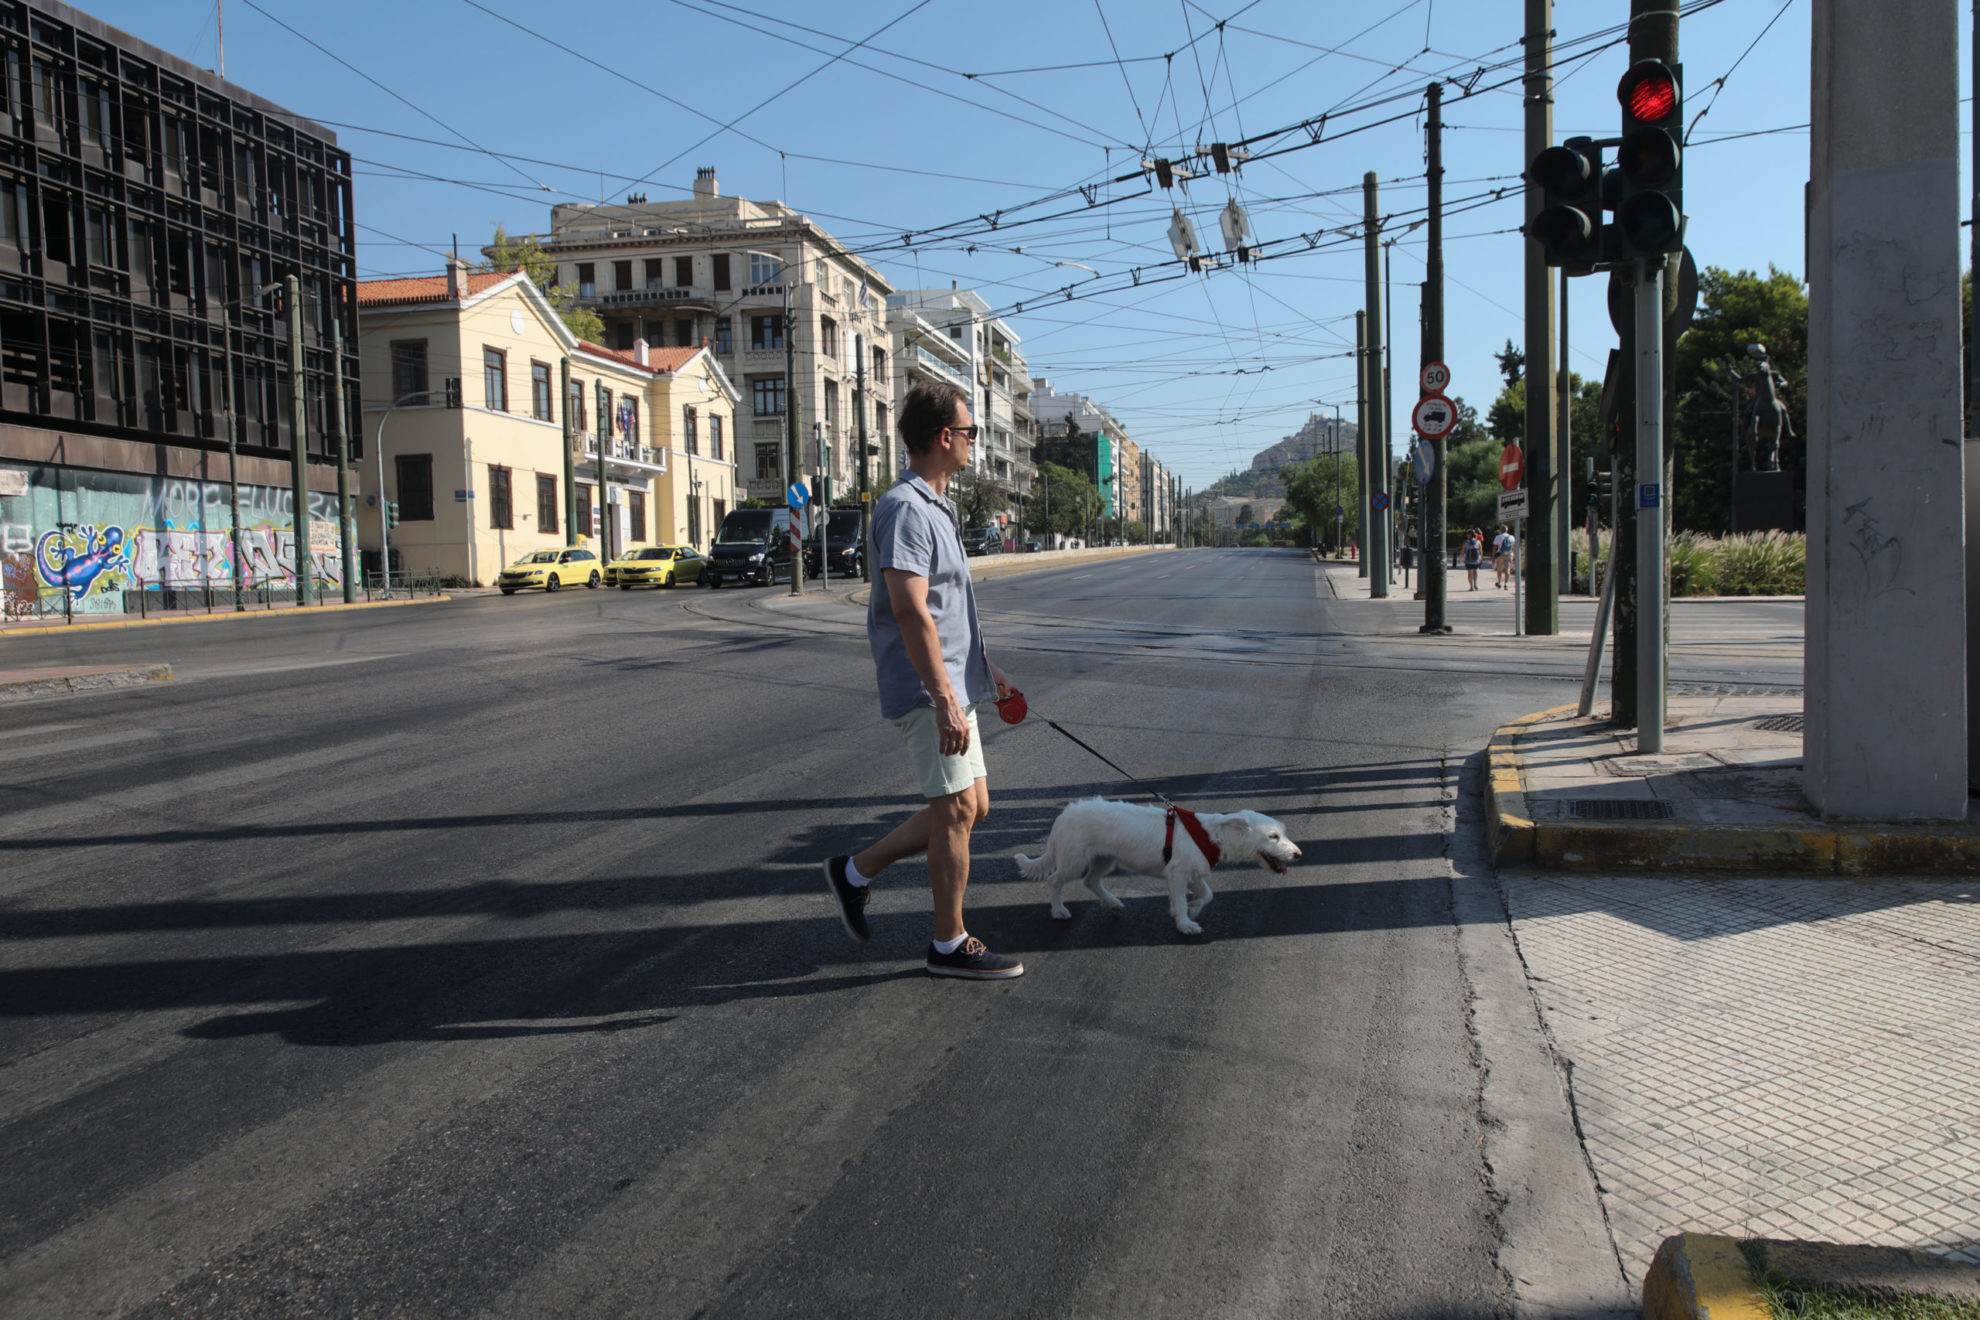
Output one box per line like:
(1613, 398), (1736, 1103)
(823, 382), (1023, 980)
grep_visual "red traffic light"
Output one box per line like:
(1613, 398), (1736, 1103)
(1618, 61), (1679, 124)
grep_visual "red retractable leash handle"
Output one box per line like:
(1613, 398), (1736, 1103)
(994, 687), (1028, 724)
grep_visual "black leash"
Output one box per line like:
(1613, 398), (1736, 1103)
(1003, 692), (1176, 808)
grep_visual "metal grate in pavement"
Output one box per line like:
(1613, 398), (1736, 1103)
(1752, 714), (1804, 734)
(1669, 681), (1806, 697)
(1567, 798), (1675, 820)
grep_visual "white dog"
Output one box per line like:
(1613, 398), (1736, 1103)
(1014, 797), (1302, 936)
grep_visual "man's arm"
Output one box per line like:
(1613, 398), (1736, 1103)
(883, 567), (970, 756)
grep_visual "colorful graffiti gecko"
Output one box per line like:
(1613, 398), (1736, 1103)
(35, 526), (128, 600)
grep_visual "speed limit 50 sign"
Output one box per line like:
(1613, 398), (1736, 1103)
(1419, 361), (1451, 394)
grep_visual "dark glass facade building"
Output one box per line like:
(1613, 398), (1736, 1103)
(0, 0), (359, 615)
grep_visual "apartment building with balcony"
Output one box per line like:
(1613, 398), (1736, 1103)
(1141, 450), (1173, 539)
(356, 262), (738, 582)
(527, 168), (892, 506)
(886, 299), (972, 482)
(1030, 378), (1131, 519)
(0, 0), (359, 615)
(886, 287), (1033, 493)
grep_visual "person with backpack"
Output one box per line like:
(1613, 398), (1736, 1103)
(1462, 528), (1483, 590)
(1492, 524), (1515, 589)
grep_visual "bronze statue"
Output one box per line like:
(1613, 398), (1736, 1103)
(1741, 343), (1793, 473)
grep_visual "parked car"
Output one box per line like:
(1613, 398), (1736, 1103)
(497, 546), (601, 594)
(962, 526), (1004, 557)
(804, 509), (866, 579)
(608, 544), (706, 589)
(1022, 540), (1042, 553)
(704, 508), (796, 588)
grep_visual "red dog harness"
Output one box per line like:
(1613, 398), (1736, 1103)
(1162, 805), (1220, 868)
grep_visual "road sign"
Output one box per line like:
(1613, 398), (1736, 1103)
(1420, 361), (1451, 393)
(1411, 440), (1434, 484)
(1638, 483), (1661, 509)
(1334, 505), (1345, 522)
(1371, 491), (1391, 512)
(1411, 393), (1457, 439)
(1498, 487), (1529, 520)
(453, 489), (473, 502)
(787, 481), (810, 508)
(1499, 444), (1525, 491)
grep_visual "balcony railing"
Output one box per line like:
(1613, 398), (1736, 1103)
(741, 282), (785, 299)
(583, 286), (708, 309)
(580, 435), (667, 471)
(912, 345), (970, 389)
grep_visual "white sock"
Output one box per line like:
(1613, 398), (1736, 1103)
(845, 857), (873, 888)
(933, 931), (969, 955)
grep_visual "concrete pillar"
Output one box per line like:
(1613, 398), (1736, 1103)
(1806, 0), (1968, 820)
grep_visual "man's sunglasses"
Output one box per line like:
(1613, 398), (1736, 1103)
(944, 424), (980, 441)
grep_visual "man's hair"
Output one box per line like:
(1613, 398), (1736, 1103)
(897, 382), (967, 455)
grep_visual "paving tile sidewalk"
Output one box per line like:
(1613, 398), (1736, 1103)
(1498, 868), (1980, 1292)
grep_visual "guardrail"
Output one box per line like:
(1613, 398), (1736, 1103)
(3, 568), (448, 624)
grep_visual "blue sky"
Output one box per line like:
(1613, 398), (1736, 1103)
(91, 1), (1870, 490)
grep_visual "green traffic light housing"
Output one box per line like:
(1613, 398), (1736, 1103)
(1614, 60), (1683, 256)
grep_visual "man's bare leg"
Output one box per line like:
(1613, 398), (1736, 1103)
(853, 778), (990, 942)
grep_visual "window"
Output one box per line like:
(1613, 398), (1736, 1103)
(395, 454), (435, 521)
(389, 341), (429, 402)
(709, 414), (724, 461)
(576, 262), (595, 298)
(85, 208), (110, 267)
(713, 317), (733, 354)
(748, 252), (782, 286)
(489, 465), (513, 530)
(873, 346), (887, 379)
(599, 386), (614, 438)
(712, 498), (726, 528)
(712, 253), (731, 291)
(948, 325), (961, 340)
(614, 322), (634, 351)
(674, 256), (692, 287)
(821, 317), (838, 359)
(629, 491), (646, 543)
(576, 483), (593, 536)
(645, 258), (666, 289)
(824, 379), (839, 429)
(752, 377), (785, 417)
(755, 443), (780, 480)
(614, 260), (632, 291)
(483, 348), (507, 411)
(531, 361), (552, 421)
(537, 474), (558, 533)
(620, 396), (639, 446)
(750, 315), (783, 350)
(875, 402), (889, 450)
(568, 378), (587, 432)
(673, 319), (692, 348)
(683, 405), (698, 456)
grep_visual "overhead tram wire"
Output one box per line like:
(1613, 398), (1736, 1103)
(1093, 0), (1155, 147)
(236, 0), (551, 194)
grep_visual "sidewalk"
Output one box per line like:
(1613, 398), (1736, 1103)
(0, 593), (449, 638)
(0, 662), (171, 700)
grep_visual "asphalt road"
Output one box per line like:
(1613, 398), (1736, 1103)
(0, 550), (1792, 1317)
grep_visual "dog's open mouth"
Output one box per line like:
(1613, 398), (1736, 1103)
(1264, 855), (1288, 874)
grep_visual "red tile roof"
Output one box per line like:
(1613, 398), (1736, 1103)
(356, 270), (517, 307)
(576, 341), (704, 375)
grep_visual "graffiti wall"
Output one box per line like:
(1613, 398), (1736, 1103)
(0, 462), (349, 616)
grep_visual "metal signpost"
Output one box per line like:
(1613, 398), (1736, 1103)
(1412, 387), (1458, 632)
(788, 479), (809, 591)
(1498, 443), (1527, 636)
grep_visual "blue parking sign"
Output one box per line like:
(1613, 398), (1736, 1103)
(1638, 483), (1661, 509)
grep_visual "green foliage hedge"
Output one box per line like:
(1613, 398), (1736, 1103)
(1573, 531), (1804, 597)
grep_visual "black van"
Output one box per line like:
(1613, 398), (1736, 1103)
(704, 508), (796, 588)
(804, 508), (866, 579)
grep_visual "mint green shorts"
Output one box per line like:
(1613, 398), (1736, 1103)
(892, 703), (988, 800)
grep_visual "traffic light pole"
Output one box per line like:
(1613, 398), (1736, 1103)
(1523, 0), (1558, 634)
(1355, 311), (1369, 572)
(1419, 86), (1450, 634)
(1635, 260), (1667, 752)
(560, 357), (577, 546)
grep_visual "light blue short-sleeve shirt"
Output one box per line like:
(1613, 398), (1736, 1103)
(867, 473), (994, 720)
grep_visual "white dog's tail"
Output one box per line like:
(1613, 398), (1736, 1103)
(1013, 846), (1055, 881)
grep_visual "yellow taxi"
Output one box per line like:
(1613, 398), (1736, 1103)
(497, 546), (603, 594)
(607, 544), (708, 589)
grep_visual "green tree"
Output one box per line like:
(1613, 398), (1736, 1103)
(1672, 264), (1808, 532)
(1282, 452), (1358, 550)
(1123, 519), (1149, 545)
(1034, 462), (1102, 541)
(947, 465), (1008, 530)
(1482, 372), (1607, 531)
(1494, 338), (1525, 387)
(481, 224), (605, 343)
(1235, 502), (1255, 527)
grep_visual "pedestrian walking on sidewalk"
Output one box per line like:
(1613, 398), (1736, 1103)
(822, 382), (1023, 981)
(1462, 528), (1483, 590)
(1492, 524), (1515, 589)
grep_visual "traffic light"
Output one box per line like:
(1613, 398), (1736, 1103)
(385, 500), (401, 528)
(1586, 457), (1615, 503)
(1615, 60), (1683, 255)
(1529, 136), (1604, 269)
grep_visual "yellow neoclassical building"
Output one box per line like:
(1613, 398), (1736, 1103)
(356, 261), (740, 583)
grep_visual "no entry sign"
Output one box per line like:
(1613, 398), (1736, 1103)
(1411, 393), (1457, 440)
(1499, 444), (1524, 491)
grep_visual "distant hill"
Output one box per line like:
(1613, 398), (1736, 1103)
(1200, 468), (1286, 501)
(1250, 413), (1356, 472)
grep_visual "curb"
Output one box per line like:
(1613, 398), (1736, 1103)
(0, 662), (172, 700)
(1483, 707), (1980, 875)
(0, 594), (450, 639)
(1643, 1232), (1980, 1318)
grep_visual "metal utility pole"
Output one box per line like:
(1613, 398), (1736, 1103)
(1556, 273), (1572, 589)
(1523, 0), (1559, 633)
(595, 379), (612, 564)
(560, 357), (576, 545)
(329, 299), (355, 602)
(785, 284), (804, 596)
(1361, 172), (1389, 597)
(1355, 311), (1370, 570)
(1419, 85), (1450, 633)
(855, 331), (870, 580)
(1611, 288), (1641, 726)
(1383, 237), (1396, 576)
(219, 303), (245, 610)
(284, 274), (313, 607)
